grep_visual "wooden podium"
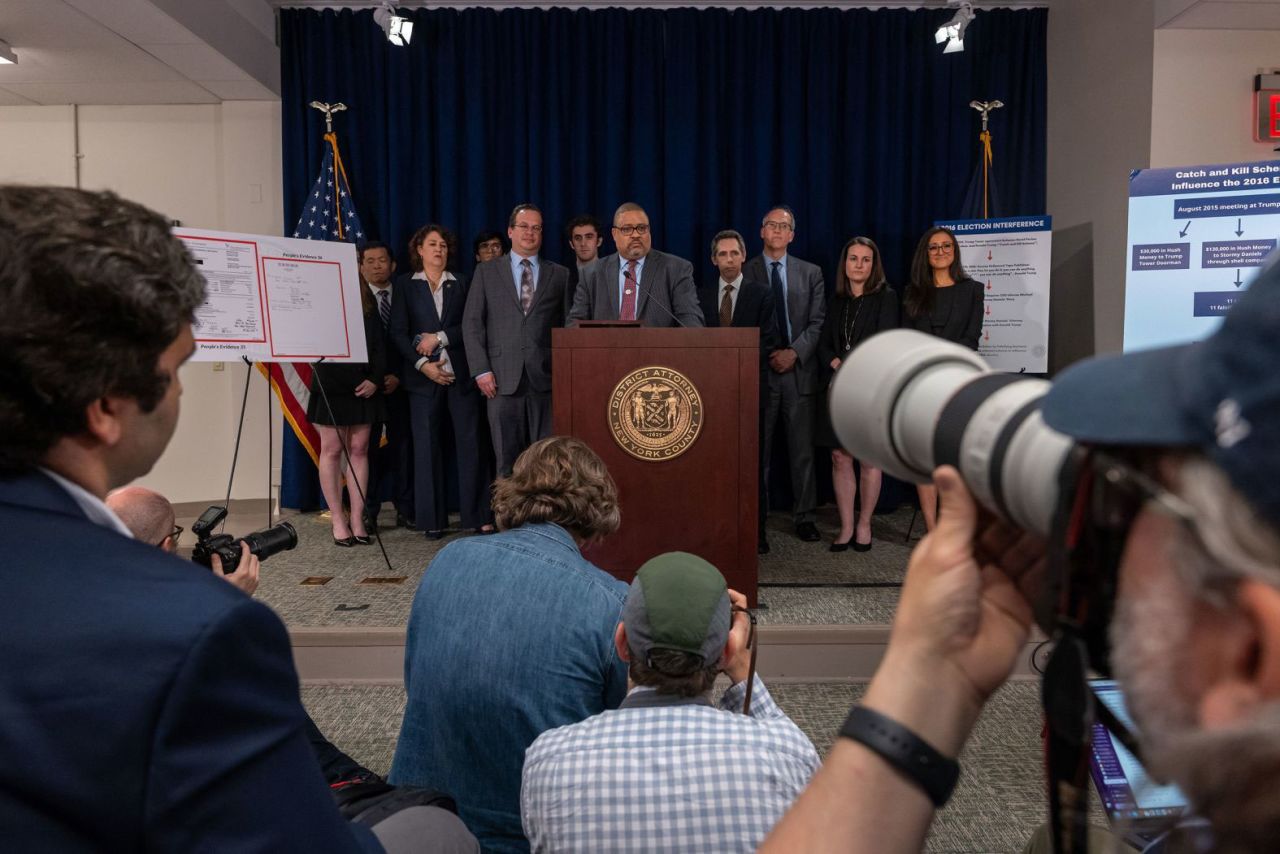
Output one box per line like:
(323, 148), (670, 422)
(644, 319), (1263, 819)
(552, 325), (759, 602)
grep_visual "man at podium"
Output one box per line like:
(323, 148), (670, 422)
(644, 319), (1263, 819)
(568, 202), (704, 328)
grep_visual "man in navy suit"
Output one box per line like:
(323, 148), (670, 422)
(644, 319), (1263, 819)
(0, 186), (475, 852)
(699, 229), (779, 555)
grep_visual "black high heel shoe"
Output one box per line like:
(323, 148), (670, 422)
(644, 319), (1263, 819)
(333, 536), (357, 547)
(352, 535), (374, 546)
(852, 538), (872, 553)
(829, 540), (851, 553)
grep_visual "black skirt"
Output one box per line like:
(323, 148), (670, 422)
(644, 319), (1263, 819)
(306, 363), (386, 427)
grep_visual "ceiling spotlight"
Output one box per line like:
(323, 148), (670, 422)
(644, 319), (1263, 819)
(935, 1), (974, 55)
(373, 3), (414, 47)
(0, 39), (17, 65)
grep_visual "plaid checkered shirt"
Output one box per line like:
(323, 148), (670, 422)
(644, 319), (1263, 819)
(520, 675), (820, 853)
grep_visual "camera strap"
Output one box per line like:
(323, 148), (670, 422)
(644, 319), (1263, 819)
(1042, 631), (1094, 854)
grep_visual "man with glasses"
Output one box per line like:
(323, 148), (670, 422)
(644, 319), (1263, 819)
(463, 203), (571, 477)
(106, 486), (258, 589)
(745, 206), (827, 549)
(762, 258), (1280, 852)
(522, 551), (818, 853)
(569, 202), (704, 328)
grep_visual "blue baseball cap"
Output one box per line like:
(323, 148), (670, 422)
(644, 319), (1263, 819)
(1042, 255), (1280, 529)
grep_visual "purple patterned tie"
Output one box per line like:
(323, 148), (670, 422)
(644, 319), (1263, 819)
(620, 260), (638, 321)
(520, 259), (534, 315)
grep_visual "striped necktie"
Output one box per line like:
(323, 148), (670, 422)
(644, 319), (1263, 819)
(377, 289), (391, 328)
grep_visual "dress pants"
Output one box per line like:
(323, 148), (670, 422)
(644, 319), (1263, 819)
(762, 370), (817, 524)
(408, 384), (492, 531)
(365, 389), (414, 521)
(486, 374), (552, 478)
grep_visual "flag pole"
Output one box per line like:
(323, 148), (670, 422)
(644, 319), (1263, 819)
(969, 99), (1003, 220)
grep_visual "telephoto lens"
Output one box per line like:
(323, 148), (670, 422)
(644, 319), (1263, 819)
(241, 521), (299, 561)
(828, 329), (1075, 536)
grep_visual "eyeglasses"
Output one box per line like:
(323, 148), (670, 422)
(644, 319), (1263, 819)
(614, 224), (650, 237)
(762, 220), (793, 232)
(159, 524), (183, 546)
(512, 223), (542, 233)
(927, 243), (955, 254)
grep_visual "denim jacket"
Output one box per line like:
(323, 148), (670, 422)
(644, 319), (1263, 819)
(389, 523), (629, 852)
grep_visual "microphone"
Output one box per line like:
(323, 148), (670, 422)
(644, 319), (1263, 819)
(630, 275), (689, 328)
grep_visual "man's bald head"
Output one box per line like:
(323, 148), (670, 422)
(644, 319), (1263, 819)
(106, 486), (176, 550)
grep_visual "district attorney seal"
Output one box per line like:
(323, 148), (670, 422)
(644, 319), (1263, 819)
(608, 366), (704, 461)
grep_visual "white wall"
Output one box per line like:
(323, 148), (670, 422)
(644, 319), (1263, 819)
(0, 101), (284, 503)
(1046, 0), (1156, 364)
(1151, 29), (1280, 168)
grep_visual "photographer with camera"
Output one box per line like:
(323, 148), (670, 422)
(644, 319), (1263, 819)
(761, 258), (1280, 853)
(0, 186), (476, 852)
(106, 487), (260, 593)
(521, 551), (819, 853)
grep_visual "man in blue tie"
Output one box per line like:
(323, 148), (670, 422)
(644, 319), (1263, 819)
(360, 241), (416, 530)
(744, 206), (827, 551)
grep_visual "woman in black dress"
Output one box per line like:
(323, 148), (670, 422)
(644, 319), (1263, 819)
(307, 283), (386, 546)
(817, 236), (900, 552)
(902, 225), (984, 532)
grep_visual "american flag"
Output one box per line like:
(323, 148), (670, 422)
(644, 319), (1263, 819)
(261, 131), (366, 506)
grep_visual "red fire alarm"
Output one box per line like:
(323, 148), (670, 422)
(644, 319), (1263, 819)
(1256, 73), (1280, 142)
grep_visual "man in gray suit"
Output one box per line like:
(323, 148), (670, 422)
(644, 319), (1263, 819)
(463, 203), (571, 477)
(568, 202), (704, 328)
(744, 205), (826, 548)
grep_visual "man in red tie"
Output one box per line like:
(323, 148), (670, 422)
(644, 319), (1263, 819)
(568, 202), (704, 328)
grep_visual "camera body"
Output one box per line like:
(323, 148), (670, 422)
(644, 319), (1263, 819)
(190, 505), (298, 574)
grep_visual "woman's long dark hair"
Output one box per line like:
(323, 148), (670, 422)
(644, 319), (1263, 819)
(834, 236), (887, 298)
(904, 226), (967, 318)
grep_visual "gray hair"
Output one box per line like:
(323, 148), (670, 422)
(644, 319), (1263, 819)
(762, 205), (796, 230)
(1131, 454), (1280, 848)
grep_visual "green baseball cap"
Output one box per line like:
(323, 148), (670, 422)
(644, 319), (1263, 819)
(622, 551), (731, 671)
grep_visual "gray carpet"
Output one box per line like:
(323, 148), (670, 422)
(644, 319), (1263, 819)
(303, 680), (1066, 853)
(254, 506), (914, 628)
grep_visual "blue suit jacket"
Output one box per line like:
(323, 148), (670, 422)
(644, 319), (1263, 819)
(389, 271), (474, 396)
(0, 471), (379, 852)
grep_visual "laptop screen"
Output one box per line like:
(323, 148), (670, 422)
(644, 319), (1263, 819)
(1088, 679), (1189, 823)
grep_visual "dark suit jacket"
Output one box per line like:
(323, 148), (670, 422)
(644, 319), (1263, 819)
(904, 277), (984, 350)
(0, 471), (378, 852)
(371, 283), (405, 379)
(569, 249), (705, 327)
(817, 287), (902, 378)
(462, 254), (571, 395)
(698, 277), (779, 388)
(390, 270), (475, 396)
(744, 253), (827, 393)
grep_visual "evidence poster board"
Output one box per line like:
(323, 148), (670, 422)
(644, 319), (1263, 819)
(176, 228), (368, 364)
(1125, 160), (1279, 351)
(935, 216), (1052, 373)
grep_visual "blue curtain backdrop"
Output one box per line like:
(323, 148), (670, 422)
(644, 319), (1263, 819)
(279, 5), (1046, 513)
(280, 5), (1046, 286)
